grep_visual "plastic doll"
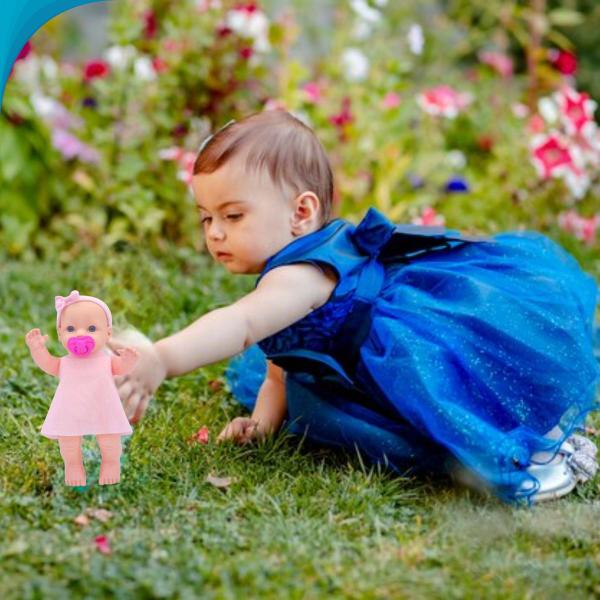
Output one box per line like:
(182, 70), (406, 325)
(25, 290), (139, 486)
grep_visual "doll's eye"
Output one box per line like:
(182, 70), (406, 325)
(67, 326), (75, 332)
(88, 325), (97, 332)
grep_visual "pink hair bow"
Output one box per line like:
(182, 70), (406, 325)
(55, 290), (81, 312)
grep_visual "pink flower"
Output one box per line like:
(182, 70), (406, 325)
(549, 49), (577, 76)
(152, 57), (168, 73)
(329, 97), (354, 128)
(381, 92), (401, 110)
(558, 210), (599, 245)
(234, 2), (259, 13)
(417, 85), (472, 119)
(412, 206), (446, 227)
(94, 535), (111, 555)
(527, 114), (546, 134)
(302, 82), (322, 105)
(52, 129), (100, 164)
(159, 146), (196, 186)
(554, 87), (597, 138)
(530, 132), (576, 179)
(196, 426), (210, 444)
(479, 50), (513, 78)
(83, 60), (110, 82)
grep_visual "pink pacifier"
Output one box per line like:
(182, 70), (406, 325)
(67, 335), (95, 357)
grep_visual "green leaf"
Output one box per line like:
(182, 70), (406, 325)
(548, 9), (584, 27)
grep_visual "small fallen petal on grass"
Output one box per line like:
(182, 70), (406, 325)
(188, 425), (210, 445)
(205, 474), (235, 489)
(94, 535), (111, 555)
(74, 514), (90, 527)
(88, 508), (113, 523)
(208, 379), (224, 392)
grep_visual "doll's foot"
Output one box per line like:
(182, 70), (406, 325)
(64, 463), (87, 487)
(99, 461), (121, 485)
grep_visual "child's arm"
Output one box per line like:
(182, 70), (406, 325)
(155, 263), (336, 376)
(25, 329), (60, 377)
(218, 360), (287, 443)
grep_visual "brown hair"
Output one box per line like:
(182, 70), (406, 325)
(193, 110), (334, 223)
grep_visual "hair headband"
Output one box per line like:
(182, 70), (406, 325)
(55, 290), (112, 328)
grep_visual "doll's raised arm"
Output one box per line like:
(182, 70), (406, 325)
(25, 329), (60, 377)
(154, 263), (337, 377)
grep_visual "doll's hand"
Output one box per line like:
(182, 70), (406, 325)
(25, 328), (49, 353)
(113, 346), (140, 374)
(217, 417), (263, 445)
(107, 330), (166, 424)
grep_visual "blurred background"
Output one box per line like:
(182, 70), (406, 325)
(1, 0), (599, 269)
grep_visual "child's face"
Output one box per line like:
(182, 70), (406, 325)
(58, 302), (111, 356)
(192, 156), (306, 274)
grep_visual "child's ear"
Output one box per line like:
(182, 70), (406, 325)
(291, 191), (321, 235)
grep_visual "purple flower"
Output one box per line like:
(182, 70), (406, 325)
(52, 129), (100, 164)
(444, 175), (470, 193)
(82, 97), (97, 109)
(408, 173), (425, 189)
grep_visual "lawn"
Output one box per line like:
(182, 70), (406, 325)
(1, 245), (599, 599)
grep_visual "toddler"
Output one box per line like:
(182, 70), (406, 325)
(112, 110), (600, 503)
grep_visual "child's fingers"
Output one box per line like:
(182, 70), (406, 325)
(131, 392), (150, 423)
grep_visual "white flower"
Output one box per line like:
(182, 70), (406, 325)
(538, 97), (558, 124)
(352, 20), (373, 41)
(30, 93), (58, 119)
(134, 56), (156, 82)
(14, 55), (41, 89)
(407, 24), (424, 55)
(350, 0), (381, 24)
(225, 8), (271, 53)
(341, 47), (369, 82)
(446, 150), (467, 170)
(104, 45), (137, 70)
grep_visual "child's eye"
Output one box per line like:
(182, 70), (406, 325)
(66, 326), (75, 332)
(201, 216), (212, 224)
(226, 213), (243, 221)
(88, 325), (97, 332)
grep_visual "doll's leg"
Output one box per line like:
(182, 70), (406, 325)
(58, 436), (86, 486)
(97, 434), (122, 485)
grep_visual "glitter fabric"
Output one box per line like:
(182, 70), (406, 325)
(226, 208), (600, 502)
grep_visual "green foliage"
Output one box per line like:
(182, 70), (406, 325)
(1, 0), (599, 263)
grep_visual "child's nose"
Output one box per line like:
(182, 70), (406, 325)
(208, 221), (226, 240)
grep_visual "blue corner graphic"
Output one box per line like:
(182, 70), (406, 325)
(0, 0), (110, 106)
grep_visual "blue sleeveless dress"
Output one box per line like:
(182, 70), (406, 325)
(225, 208), (600, 502)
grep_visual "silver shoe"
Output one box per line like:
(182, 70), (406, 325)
(565, 433), (598, 458)
(522, 451), (577, 503)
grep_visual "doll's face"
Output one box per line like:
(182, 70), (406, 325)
(58, 302), (111, 357)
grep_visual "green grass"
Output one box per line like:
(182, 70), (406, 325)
(1, 245), (599, 599)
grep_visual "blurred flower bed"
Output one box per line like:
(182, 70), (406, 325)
(1, 0), (599, 263)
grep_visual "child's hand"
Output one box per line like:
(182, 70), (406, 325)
(107, 329), (166, 424)
(25, 328), (48, 352)
(217, 417), (263, 444)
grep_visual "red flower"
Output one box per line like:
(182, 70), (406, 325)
(216, 24), (233, 38)
(16, 41), (32, 62)
(152, 57), (168, 73)
(549, 50), (577, 76)
(329, 97), (354, 128)
(235, 2), (259, 13)
(143, 10), (157, 39)
(94, 535), (111, 555)
(239, 46), (254, 60)
(477, 135), (494, 152)
(83, 60), (110, 82)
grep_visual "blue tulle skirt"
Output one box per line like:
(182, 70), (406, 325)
(226, 231), (600, 501)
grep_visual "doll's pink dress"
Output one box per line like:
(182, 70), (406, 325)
(41, 350), (132, 439)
